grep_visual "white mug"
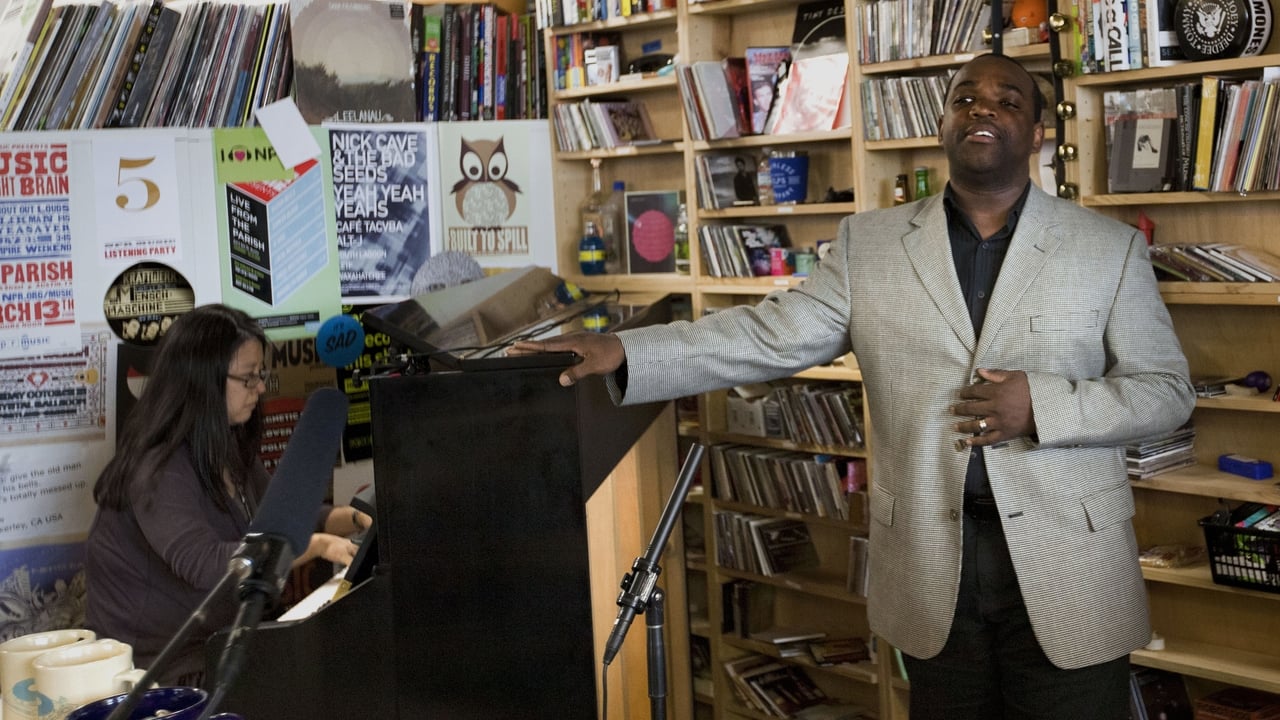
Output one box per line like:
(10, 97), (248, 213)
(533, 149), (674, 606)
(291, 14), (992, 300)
(31, 640), (145, 720)
(0, 629), (96, 720)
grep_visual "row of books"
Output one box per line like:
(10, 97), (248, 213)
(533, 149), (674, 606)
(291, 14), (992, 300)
(709, 442), (858, 521)
(860, 71), (949, 142)
(774, 381), (867, 449)
(722, 655), (834, 718)
(549, 30), (618, 91)
(0, 0), (293, 131)
(854, 0), (988, 64)
(714, 510), (820, 577)
(1148, 243), (1280, 282)
(1076, 0), (1186, 74)
(536, 0), (666, 30)
(1202, 73), (1280, 194)
(550, 98), (658, 151)
(1125, 422), (1195, 480)
(695, 152), (764, 210)
(416, 3), (547, 123)
(699, 223), (791, 279)
(676, 50), (849, 141)
(1104, 73), (1280, 195)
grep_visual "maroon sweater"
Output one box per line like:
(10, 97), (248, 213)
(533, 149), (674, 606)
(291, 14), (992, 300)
(85, 447), (328, 683)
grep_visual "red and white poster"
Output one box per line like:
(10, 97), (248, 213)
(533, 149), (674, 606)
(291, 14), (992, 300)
(0, 143), (78, 359)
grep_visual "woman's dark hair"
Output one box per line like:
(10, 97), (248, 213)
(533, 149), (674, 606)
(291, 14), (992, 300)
(94, 304), (268, 513)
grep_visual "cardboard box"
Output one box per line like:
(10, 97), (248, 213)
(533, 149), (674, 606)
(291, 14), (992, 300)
(726, 393), (782, 438)
(585, 45), (620, 86)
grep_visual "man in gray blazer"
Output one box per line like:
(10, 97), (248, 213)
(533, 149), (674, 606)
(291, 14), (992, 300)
(513, 54), (1195, 719)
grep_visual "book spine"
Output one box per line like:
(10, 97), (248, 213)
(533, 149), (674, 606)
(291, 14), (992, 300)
(1125, 0), (1142, 69)
(493, 13), (506, 120)
(1100, 0), (1130, 71)
(1192, 76), (1219, 190)
(482, 4), (494, 120)
(457, 6), (472, 120)
(421, 9), (441, 121)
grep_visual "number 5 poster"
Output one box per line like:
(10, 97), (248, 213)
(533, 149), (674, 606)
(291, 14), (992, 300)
(86, 129), (218, 341)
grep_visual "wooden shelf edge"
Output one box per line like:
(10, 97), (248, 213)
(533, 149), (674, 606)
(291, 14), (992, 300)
(1143, 563), (1280, 602)
(1195, 395), (1280, 413)
(859, 44), (1050, 75)
(720, 635), (880, 685)
(565, 272), (695, 295)
(711, 496), (869, 532)
(715, 566), (869, 604)
(706, 430), (868, 458)
(698, 201), (857, 218)
(1073, 53), (1280, 87)
(689, 128), (853, 150)
(794, 362), (862, 382)
(1081, 190), (1280, 207)
(553, 74), (678, 100)
(1129, 463), (1280, 504)
(1132, 638), (1280, 694)
(1159, 282), (1280, 305)
(554, 141), (684, 160)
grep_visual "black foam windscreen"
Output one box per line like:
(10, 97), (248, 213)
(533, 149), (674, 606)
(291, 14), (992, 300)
(248, 387), (350, 556)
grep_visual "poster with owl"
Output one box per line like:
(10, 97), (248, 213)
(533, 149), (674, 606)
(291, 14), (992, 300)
(329, 124), (438, 303)
(435, 120), (558, 273)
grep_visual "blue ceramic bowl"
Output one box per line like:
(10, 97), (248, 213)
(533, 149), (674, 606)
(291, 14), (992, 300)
(66, 686), (241, 720)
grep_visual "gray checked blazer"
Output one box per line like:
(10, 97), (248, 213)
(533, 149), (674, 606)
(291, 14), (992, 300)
(614, 184), (1196, 669)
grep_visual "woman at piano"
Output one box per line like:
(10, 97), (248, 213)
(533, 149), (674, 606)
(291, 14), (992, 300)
(84, 304), (373, 686)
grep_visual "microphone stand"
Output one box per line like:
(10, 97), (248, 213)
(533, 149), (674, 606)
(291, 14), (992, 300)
(104, 561), (249, 720)
(197, 535), (292, 720)
(105, 534), (292, 720)
(601, 443), (705, 720)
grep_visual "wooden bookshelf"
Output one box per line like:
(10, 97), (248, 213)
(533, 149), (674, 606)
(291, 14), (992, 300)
(542, 0), (1280, 716)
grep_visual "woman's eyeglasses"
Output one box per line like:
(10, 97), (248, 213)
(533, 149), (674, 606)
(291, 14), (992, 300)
(226, 370), (271, 389)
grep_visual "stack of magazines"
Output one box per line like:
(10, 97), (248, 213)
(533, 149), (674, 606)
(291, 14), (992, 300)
(1148, 243), (1280, 282)
(1126, 422), (1196, 480)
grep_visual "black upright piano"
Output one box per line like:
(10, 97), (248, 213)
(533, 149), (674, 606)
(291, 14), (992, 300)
(209, 292), (672, 719)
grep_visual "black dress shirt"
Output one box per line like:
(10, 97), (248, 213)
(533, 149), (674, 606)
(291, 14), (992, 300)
(944, 182), (1031, 502)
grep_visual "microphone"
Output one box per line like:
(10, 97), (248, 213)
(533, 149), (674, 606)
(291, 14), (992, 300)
(201, 387), (350, 720)
(107, 387), (350, 720)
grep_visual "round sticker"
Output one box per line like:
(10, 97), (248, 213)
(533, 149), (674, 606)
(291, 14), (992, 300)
(103, 263), (195, 346)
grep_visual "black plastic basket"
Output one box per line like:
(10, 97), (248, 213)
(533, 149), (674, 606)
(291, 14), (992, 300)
(1199, 515), (1280, 593)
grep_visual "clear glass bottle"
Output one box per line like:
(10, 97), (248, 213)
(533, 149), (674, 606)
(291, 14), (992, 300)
(756, 148), (774, 206)
(579, 158), (609, 270)
(674, 202), (690, 275)
(600, 180), (626, 273)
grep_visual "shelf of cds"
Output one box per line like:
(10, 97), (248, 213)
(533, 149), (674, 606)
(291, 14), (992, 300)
(1056, 0), (1280, 707)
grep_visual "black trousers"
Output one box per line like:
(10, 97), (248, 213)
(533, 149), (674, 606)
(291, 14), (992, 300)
(901, 511), (1131, 720)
